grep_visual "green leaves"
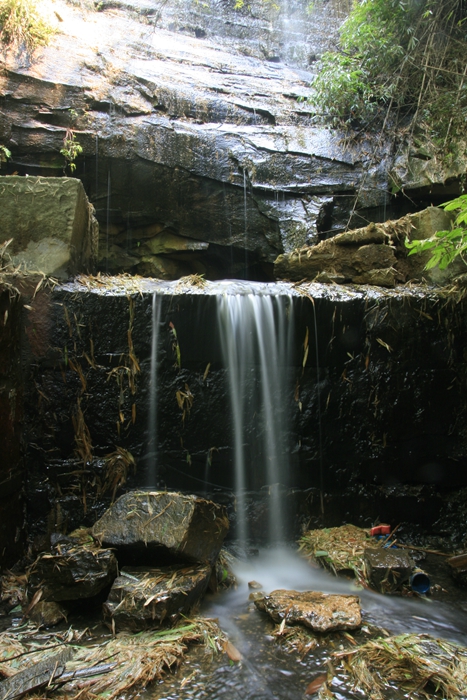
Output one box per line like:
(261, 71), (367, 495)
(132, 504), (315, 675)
(60, 130), (83, 174)
(0, 0), (55, 52)
(0, 144), (11, 168)
(405, 195), (467, 270)
(308, 0), (467, 142)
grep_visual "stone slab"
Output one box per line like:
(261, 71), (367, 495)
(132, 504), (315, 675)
(254, 589), (361, 632)
(0, 176), (98, 279)
(363, 548), (414, 593)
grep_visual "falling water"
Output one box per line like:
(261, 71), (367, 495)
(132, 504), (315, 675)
(106, 170), (111, 273)
(218, 290), (294, 548)
(95, 135), (99, 200)
(243, 169), (248, 277)
(146, 293), (162, 486)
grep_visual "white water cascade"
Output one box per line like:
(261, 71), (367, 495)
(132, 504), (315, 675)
(146, 292), (162, 486)
(218, 290), (294, 548)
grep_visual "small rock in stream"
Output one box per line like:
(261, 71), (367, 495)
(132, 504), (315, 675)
(363, 548), (414, 593)
(28, 601), (68, 628)
(254, 589), (361, 632)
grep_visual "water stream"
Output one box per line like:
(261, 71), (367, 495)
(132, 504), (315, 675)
(146, 293), (162, 485)
(146, 548), (467, 700)
(217, 291), (294, 548)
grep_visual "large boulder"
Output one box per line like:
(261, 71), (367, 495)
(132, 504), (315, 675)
(0, 176), (98, 279)
(254, 589), (361, 632)
(103, 564), (212, 630)
(92, 491), (229, 565)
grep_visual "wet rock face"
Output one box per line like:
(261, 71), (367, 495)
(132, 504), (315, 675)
(363, 548), (414, 593)
(22, 280), (467, 538)
(92, 491), (229, 565)
(103, 564), (212, 631)
(254, 589), (361, 632)
(0, 0), (398, 278)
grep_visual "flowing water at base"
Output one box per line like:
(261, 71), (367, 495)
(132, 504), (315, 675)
(146, 548), (467, 700)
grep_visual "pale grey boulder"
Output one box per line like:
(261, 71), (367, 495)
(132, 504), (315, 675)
(0, 176), (98, 279)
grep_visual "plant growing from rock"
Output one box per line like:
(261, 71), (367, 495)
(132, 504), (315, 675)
(60, 129), (83, 173)
(406, 194), (467, 270)
(0, 144), (11, 168)
(0, 0), (54, 52)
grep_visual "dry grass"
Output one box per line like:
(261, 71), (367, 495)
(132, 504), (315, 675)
(100, 447), (136, 502)
(174, 274), (207, 291)
(298, 524), (383, 585)
(0, 0), (54, 53)
(74, 273), (149, 295)
(0, 618), (226, 699)
(324, 633), (467, 700)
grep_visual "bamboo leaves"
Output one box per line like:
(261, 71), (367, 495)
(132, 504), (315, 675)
(405, 195), (467, 271)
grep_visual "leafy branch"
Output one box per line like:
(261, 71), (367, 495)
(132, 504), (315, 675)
(405, 195), (467, 270)
(60, 129), (83, 174)
(0, 144), (11, 168)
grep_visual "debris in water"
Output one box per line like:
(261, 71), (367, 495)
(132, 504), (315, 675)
(0, 619), (226, 700)
(327, 633), (467, 700)
(103, 564), (212, 631)
(299, 524), (384, 585)
(305, 673), (327, 695)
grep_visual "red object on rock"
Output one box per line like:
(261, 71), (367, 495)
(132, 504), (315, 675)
(370, 524), (391, 536)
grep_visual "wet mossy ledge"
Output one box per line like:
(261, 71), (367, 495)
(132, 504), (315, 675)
(21, 275), (467, 541)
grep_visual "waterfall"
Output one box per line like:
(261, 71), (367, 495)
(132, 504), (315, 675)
(218, 290), (294, 548)
(146, 292), (162, 486)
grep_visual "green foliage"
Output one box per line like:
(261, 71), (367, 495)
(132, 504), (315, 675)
(0, 0), (54, 52)
(60, 130), (83, 173)
(0, 145), (11, 167)
(234, 0), (279, 10)
(310, 0), (467, 140)
(405, 195), (467, 270)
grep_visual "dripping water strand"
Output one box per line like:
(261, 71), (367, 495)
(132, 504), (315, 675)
(243, 169), (248, 278)
(95, 135), (98, 201)
(147, 292), (162, 486)
(311, 298), (324, 514)
(106, 170), (111, 274)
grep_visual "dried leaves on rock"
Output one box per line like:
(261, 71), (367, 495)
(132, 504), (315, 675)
(298, 524), (382, 585)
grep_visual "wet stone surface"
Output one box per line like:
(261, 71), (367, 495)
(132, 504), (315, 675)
(92, 491), (229, 566)
(254, 589), (361, 632)
(103, 564), (212, 631)
(29, 541), (118, 602)
(364, 548), (415, 593)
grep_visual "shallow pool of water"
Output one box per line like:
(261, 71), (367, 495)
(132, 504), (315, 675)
(145, 547), (467, 700)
